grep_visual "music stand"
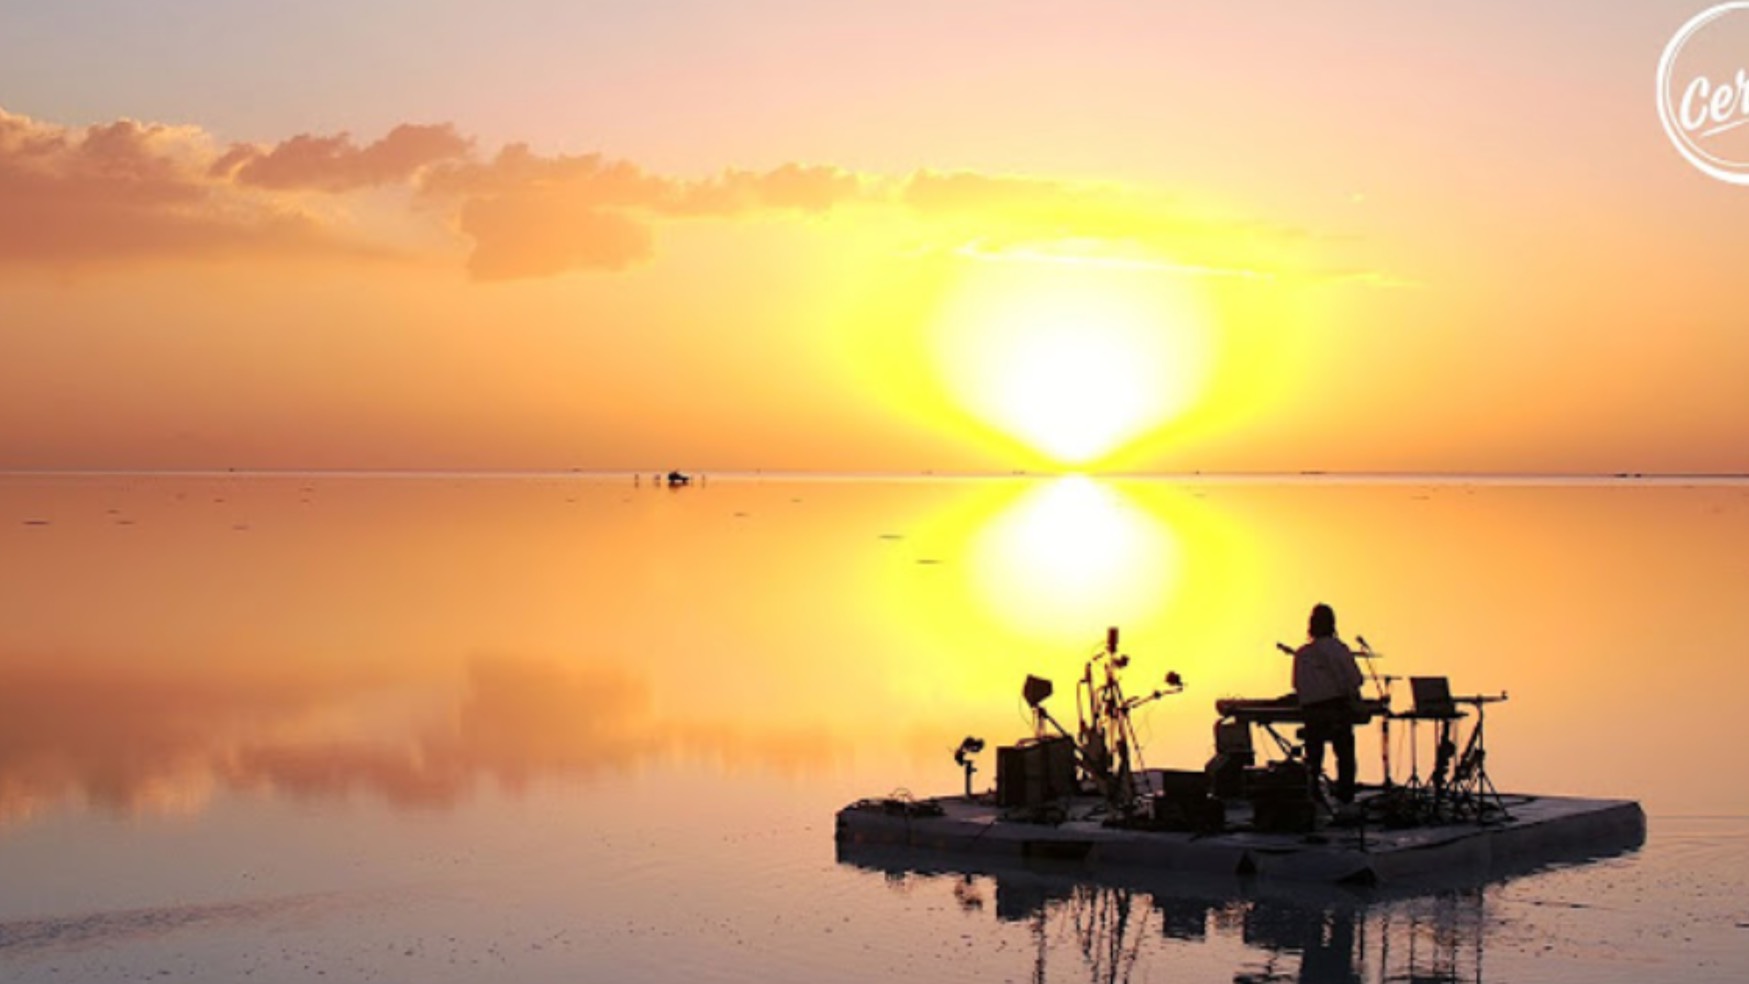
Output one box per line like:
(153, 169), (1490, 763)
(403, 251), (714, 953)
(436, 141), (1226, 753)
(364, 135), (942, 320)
(1409, 677), (1457, 718)
(1394, 677), (1466, 820)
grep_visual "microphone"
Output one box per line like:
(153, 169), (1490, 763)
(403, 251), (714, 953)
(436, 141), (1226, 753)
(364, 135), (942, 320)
(1275, 642), (1295, 655)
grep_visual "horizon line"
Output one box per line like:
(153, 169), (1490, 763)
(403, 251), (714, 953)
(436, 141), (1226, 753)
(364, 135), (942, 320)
(3, 466), (1747, 484)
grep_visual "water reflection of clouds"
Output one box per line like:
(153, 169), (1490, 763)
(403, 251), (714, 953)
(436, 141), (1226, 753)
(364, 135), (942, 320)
(0, 654), (851, 826)
(0, 475), (1078, 826)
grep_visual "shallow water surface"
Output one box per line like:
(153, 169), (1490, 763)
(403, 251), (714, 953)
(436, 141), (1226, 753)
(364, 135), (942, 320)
(0, 474), (1745, 981)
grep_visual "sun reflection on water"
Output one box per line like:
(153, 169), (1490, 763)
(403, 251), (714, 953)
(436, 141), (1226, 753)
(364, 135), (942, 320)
(967, 477), (1178, 645)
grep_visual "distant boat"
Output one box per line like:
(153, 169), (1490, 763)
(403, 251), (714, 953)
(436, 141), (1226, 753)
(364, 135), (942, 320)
(665, 471), (692, 487)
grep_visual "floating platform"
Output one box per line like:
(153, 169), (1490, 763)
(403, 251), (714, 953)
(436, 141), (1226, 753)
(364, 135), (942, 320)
(835, 787), (1645, 886)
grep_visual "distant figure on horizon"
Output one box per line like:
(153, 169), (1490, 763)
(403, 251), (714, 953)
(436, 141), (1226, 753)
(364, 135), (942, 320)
(1289, 603), (1365, 805)
(666, 471), (691, 487)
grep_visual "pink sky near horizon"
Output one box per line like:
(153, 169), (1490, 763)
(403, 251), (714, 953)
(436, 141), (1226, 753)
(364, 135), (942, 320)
(3, 1), (1747, 474)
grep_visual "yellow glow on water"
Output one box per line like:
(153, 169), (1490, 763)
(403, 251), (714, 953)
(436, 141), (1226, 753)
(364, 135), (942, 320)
(967, 477), (1178, 644)
(928, 256), (1213, 467)
(4, 476), (1747, 822)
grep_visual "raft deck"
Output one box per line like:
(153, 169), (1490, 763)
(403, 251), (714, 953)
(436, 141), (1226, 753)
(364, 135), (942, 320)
(835, 790), (1645, 885)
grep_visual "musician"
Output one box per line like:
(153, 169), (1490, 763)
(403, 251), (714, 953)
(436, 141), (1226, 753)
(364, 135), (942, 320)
(1290, 603), (1365, 804)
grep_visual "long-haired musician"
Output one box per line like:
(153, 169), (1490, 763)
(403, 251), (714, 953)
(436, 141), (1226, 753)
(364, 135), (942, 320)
(1291, 603), (1365, 805)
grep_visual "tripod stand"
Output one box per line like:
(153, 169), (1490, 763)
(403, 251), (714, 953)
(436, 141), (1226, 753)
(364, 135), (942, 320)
(1377, 676), (1473, 827)
(1354, 636), (1397, 789)
(1074, 629), (1183, 816)
(1389, 709), (1463, 826)
(1022, 628), (1183, 819)
(1448, 693), (1510, 822)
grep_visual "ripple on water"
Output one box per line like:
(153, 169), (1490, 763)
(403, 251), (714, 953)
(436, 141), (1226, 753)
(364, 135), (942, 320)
(1476, 816), (1749, 982)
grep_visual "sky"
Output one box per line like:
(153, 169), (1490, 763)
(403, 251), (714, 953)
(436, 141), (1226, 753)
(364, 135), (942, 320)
(2, 0), (1746, 474)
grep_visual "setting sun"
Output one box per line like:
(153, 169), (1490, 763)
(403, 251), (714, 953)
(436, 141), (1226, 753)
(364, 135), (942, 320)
(928, 253), (1213, 468)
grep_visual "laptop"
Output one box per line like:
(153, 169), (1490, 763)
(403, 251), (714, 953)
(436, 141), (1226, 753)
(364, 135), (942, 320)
(1409, 676), (1461, 718)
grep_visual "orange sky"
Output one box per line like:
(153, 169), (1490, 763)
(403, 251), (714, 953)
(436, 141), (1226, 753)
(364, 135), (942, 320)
(2, 3), (1746, 473)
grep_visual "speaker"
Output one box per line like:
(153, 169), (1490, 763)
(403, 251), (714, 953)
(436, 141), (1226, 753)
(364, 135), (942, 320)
(996, 737), (1077, 807)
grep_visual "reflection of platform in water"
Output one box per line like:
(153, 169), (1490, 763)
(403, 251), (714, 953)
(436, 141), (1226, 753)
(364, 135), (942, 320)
(835, 783), (1645, 886)
(837, 838), (1534, 984)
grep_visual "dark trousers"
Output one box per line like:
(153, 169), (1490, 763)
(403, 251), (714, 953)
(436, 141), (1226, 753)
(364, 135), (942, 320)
(1302, 697), (1357, 804)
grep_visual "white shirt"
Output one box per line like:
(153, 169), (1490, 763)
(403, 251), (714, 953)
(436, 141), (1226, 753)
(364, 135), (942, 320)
(1294, 635), (1364, 705)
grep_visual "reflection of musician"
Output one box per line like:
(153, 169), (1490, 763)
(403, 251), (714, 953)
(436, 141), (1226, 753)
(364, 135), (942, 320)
(1296, 907), (1361, 984)
(1290, 604), (1364, 805)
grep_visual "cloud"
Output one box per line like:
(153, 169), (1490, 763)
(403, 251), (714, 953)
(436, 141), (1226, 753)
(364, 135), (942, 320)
(425, 146), (668, 279)
(458, 191), (654, 280)
(901, 170), (1088, 213)
(0, 110), (207, 207)
(0, 108), (873, 278)
(420, 143), (670, 203)
(668, 162), (863, 215)
(0, 108), (345, 266)
(0, 106), (1384, 285)
(213, 123), (472, 191)
(425, 147), (864, 278)
(422, 145), (860, 215)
